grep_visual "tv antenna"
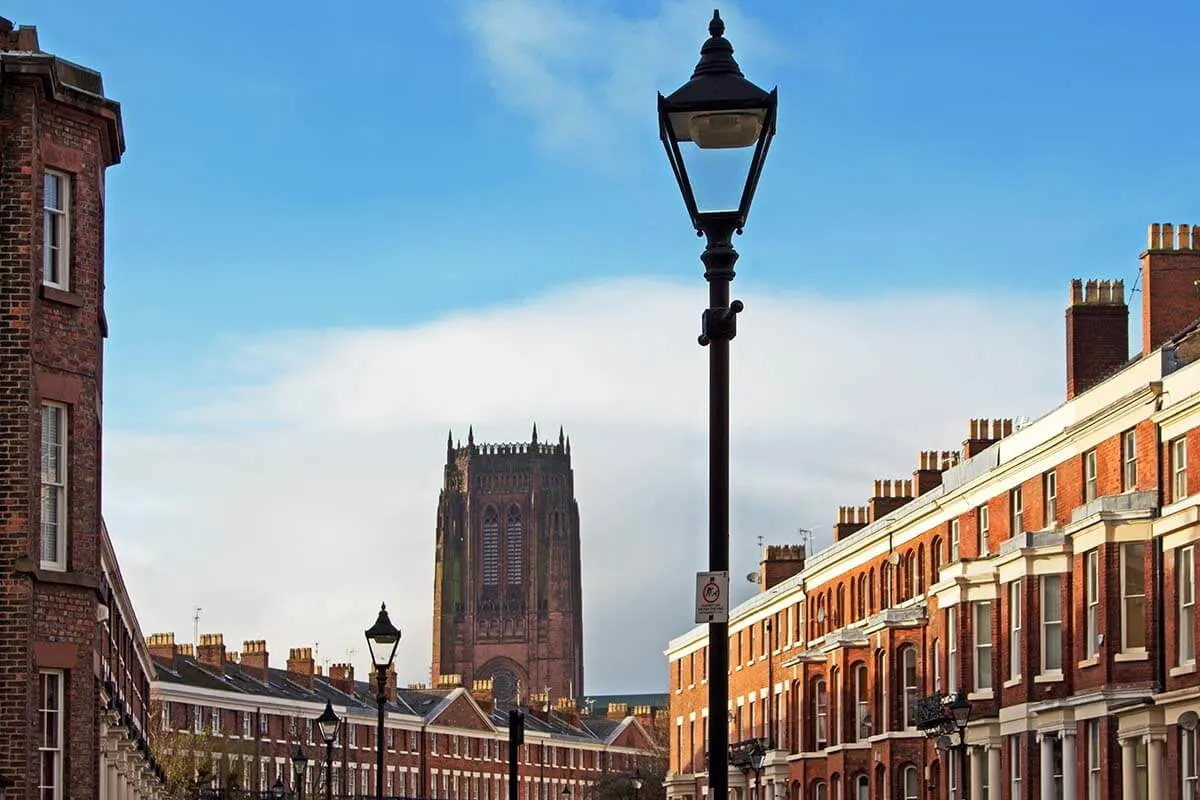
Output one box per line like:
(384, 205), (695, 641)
(797, 528), (813, 548)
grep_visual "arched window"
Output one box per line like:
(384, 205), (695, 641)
(505, 506), (523, 585)
(868, 568), (876, 612)
(931, 536), (943, 582)
(901, 646), (918, 729)
(933, 638), (942, 692)
(836, 585), (845, 628)
(482, 507), (500, 586)
(917, 544), (926, 594)
(811, 781), (826, 800)
(881, 563), (892, 608)
(855, 775), (869, 800)
(853, 663), (869, 741)
(813, 678), (828, 749)
(902, 765), (919, 800)
(831, 775), (840, 800)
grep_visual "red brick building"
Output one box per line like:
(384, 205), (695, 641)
(147, 634), (659, 797)
(433, 427), (584, 704)
(665, 224), (1200, 800)
(0, 17), (164, 800)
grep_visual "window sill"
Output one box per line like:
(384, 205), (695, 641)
(967, 690), (994, 701)
(1076, 657), (1100, 669)
(13, 558), (99, 590)
(1114, 651), (1148, 663)
(1002, 677), (1022, 689)
(1033, 671), (1064, 684)
(40, 284), (83, 307)
(1170, 663), (1197, 678)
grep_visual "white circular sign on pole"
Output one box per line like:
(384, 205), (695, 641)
(695, 571), (730, 624)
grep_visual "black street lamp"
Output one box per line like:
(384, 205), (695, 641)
(632, 776), (644, 800)
(291, 745), (309, 800)
(273, 776), (286, 800)
(915, 690), (973, 799)
(365, 602), (402, 800)
(316, 700), (342, 800)
(658, 12), (776, 800)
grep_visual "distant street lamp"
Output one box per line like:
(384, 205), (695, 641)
(632, 776), (644, 800)
(365, 602), (402, 800)
(291, 745), (309, 800)
(657, 12), (777, 800)
(316, 700), (342, 800)
(562, 788), (571, 800)
(272, 776), (286, 800)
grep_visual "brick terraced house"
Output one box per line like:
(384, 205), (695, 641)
(147, 633), (662, 797)
(665, 224), (1200, 800)
(0, 17), (165, 800)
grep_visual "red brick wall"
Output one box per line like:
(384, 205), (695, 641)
(0, 56), (121, 798)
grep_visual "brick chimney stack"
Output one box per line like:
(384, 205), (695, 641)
(471, 679), (496, 715)
(328, 663), (356, 695)
(369, 665), (398, 703)
(146, 633), (178, 663)
(758, 544), (805, 591)
(196, 634), (226, 673)
(606, 702), (628, 720)
(913, 450), (958, 496)
(833, 506), (869, 541)
(962, 418), (1014, 459)
(1066, 278), (1129, 399)
(287, 648), (316, 689)
(240, 640), (269, 680)
(1142, 223), (1200, 356)
(867, 479), (914, 523)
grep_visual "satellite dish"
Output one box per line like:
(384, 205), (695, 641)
(816, 606), (827, 623)
(1182, 711), (1199, 732)
(888, 551), (901, 565)
(746, 572), (761, 584)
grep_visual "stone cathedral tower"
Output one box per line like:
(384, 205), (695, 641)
(432, 424), (584, 704)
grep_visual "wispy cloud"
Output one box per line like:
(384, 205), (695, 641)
(104, 278), (1062, 693)
(458, 0), (783, 162)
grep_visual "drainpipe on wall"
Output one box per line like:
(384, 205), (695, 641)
(1154, 384), (1167, 694)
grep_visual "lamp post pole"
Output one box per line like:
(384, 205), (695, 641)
(316, 700), (342, 800)
(658, 13), (777, 800)
(365, 603), (402, 800)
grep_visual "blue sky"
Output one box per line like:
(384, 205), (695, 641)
(13, 0), (1198, 429)
(14, 0), (1200, 690)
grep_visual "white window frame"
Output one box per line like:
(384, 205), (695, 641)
(243, 711), (252, 738)
(1041, 574), (1063, 673)
(1085, 448), (1099, 502)
(211, 706), (220, 734)
(1123, 429), (1138, 491)
(855, 774), (869, 800)
(950, 519), (960, 561)
(1121, 542), (1146, 652)
(853, 664), (868, 741)
(1009, 579), (1022, 680)
(1085, 549), (1100, 659)
(40, 403), (68, 571)
(43, 170), (70, 290)
(38, 670), (64, 800)
(978, 504), (990, 556)
(902, 766), (918, 800)
(901, 646), (918, 729)
(161, 701), (171, 731)
(1175, 437), (1189, 501)
(1009, 488), (1023, 539)
(947, 610), (958, 692)
(933, 638), (942, 693)
(1087, 721), (1101, 800)
(812, 781), (827, 800)
(1181, 546), (1196, 666)
(1010, 733), (1022, 800)
(1185, 727), (1198, 800)
(814, 679), (827, 749)
(1044, 470), (1057, 527)
(973, 601), (993, 690)
(193, 705), (203, 733)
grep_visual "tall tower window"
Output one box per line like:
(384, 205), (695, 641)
(506, 506), (523, 585)
(43, 171), (70, 290)
(483, 507), (500, 586)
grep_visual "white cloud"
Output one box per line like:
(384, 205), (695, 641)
(104, 278), (1063, 693)
(458, 0), (784, 161)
